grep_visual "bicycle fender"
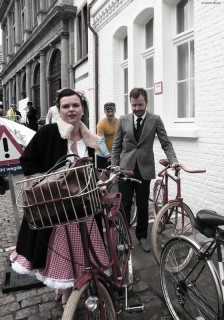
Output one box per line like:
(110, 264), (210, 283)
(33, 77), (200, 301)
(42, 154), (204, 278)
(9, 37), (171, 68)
(73, 274), (93, 290)
(73, 275), (112, 296)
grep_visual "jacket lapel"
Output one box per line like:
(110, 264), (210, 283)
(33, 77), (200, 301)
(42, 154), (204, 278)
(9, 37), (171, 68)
(138, 112), (155, 145)
(125, 114), (136, 143)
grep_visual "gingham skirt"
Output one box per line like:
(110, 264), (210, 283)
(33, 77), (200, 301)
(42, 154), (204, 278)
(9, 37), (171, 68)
(10, 219), (109, 289)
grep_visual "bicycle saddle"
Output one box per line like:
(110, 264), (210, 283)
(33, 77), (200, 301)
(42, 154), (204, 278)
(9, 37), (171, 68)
(159, 159), (169, 167)
(194, 209), (224, 238)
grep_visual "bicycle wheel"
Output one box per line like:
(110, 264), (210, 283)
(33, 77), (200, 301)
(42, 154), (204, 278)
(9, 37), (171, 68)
(130, 192), (137, 226)
(62, 280), (116, 320)
(151, 201), (195, 265)
(160, 237), (223, 320)
(153, 179), (165, 216)
(112, 210), (133, 286)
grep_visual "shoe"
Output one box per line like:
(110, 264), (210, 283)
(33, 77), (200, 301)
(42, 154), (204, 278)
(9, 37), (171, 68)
(139, 238), (151, 252)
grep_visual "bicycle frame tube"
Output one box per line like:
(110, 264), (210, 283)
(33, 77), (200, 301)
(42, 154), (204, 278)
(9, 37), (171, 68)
(165, 170), (186, 232)
(76, 193), (130, 291)
(159, 169), (181, 209)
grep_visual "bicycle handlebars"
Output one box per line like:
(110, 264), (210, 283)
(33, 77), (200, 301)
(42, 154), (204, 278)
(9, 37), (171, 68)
(157, 159), (206, 177)
(97, 166), (142, 188)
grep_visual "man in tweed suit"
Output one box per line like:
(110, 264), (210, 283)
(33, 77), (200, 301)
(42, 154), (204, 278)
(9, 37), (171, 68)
(111, 88), (178, 252)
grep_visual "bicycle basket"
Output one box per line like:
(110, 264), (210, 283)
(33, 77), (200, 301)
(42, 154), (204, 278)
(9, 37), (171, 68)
(16, 157), (102, 229)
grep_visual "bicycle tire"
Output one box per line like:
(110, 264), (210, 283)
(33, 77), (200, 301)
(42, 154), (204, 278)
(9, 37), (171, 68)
(151, 201), (195, 265)
(160, 236), (223, 320)
(112, 210), (133, 286)
(62, 280), (116, 320)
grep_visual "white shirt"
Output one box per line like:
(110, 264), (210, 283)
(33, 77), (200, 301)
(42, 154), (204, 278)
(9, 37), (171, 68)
(45, 106), (60, 124)
(67, 139), (88, 160)
(133, 112), (146, 129)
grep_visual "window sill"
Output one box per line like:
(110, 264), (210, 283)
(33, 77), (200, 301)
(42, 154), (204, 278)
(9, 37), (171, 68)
(166, 128), (199, 138)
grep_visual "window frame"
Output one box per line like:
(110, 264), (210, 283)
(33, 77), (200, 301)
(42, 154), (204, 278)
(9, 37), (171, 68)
(76, 5), (88, 62)
(173, 0), (194, 123)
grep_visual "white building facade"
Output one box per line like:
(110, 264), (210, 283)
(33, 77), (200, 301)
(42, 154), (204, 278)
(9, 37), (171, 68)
(88, 0), (224, 215)
(0, 0), (224, 215)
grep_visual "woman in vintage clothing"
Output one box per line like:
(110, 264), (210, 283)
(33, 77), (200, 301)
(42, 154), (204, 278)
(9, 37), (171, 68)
(10, 89), (109, 305)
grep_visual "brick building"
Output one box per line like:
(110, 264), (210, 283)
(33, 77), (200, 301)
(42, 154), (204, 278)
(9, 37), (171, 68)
(0, 0), (224, 214)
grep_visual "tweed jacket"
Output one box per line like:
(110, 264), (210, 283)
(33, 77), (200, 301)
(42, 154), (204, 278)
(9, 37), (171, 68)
(111, 111), (177, 180)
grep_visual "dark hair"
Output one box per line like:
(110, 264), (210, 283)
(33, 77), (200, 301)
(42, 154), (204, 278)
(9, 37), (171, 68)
(129, 88), (148, 103)
(27, 101), (33, 106)
(56, 88), (83, 109)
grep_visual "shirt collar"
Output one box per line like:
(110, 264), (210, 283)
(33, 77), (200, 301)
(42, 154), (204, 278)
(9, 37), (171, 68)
(133, 112), (146, 123)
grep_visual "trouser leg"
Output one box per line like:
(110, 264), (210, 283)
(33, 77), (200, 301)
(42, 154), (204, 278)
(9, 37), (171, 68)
(135, 179), (150, 240)
(118, 179), (134, 225)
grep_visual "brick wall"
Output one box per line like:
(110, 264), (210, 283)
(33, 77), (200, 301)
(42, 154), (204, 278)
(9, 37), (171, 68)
(90, 0), (224, 216)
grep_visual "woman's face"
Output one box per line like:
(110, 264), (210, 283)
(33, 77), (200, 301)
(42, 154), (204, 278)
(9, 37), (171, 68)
(59, 94), (84, 126)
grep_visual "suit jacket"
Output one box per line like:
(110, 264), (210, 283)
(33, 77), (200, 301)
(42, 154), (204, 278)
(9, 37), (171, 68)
(111, 111), (177, 180)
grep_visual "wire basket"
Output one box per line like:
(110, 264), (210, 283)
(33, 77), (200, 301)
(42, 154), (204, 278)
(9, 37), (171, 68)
(16, 163), (102, 230)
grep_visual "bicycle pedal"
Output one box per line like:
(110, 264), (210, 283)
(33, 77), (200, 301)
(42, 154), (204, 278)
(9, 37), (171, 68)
(126, 303), (144, 313)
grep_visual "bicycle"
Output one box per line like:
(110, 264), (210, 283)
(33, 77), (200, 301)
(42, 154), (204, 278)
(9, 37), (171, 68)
(151, 159), (206, 265)
(160, 209), (224, 320)
(98, 166), (138, 227)
(17, 156), (143, 319)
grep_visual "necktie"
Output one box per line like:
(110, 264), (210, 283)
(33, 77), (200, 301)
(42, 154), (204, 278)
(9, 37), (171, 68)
(136, 117), (142, 131)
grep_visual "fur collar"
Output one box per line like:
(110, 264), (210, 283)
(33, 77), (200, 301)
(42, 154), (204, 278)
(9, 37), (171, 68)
(57, 118), (99, 149)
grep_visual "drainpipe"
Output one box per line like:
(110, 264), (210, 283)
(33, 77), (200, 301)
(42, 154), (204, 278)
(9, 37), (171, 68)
(87, 0), (99, 127)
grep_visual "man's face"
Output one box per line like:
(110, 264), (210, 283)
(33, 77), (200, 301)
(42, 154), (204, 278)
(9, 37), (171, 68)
(105, 108), (116, 122)
(131, 94), (147, 117)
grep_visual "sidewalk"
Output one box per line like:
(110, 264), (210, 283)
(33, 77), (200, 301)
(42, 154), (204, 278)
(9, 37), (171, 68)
(0, 176), (171, 319)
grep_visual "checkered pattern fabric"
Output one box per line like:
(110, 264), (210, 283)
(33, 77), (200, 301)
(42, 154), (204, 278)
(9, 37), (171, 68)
(10, 219), (109, 289)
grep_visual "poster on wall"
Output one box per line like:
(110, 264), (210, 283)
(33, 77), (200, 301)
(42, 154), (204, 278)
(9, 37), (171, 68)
(18, 98), (29, 124)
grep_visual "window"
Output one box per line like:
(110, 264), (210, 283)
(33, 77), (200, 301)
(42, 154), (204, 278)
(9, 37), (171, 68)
(124, 67), (129, 114)
(122, 37), (129, 113)
(50, 50), (61, 76)
(146, 57), (154, 113)
(144, 18), (154, 112)
(177, 0), (194, 33)
(123, 36), (128, 60)
(5, 23), (8, 56)
(32, 0), (38, 26)
(12, 11), (15, 50)
(175, 0), (194, 120)
(145, 18), (153, 49)
(177, 40), (194, 118)
(20, 0), (26, 42)
(77, 5), (88, 61)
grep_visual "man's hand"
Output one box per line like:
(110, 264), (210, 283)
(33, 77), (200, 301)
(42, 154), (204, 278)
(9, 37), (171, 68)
(171, 162), (180, 176)
(171, 162), (179, 168)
